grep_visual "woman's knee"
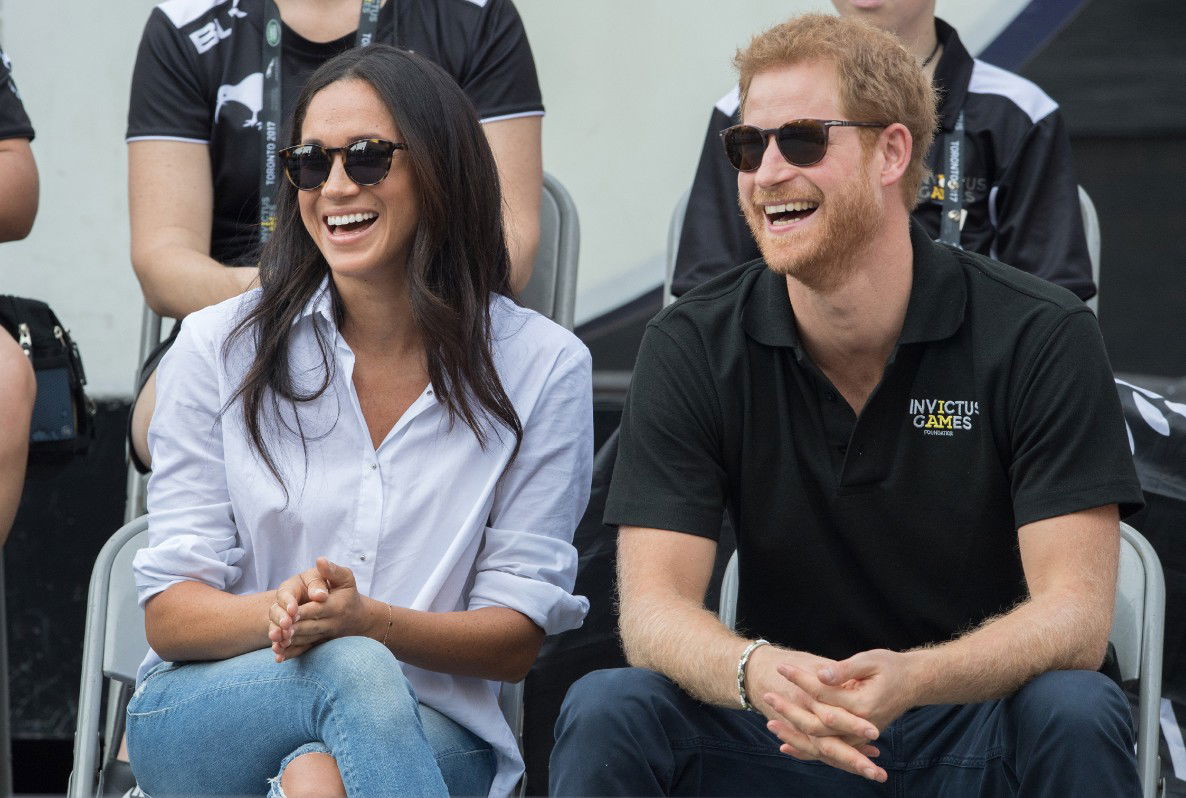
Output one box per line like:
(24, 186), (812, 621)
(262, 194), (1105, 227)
(276, 751), (345, 798)
(302, 637), (416, 710)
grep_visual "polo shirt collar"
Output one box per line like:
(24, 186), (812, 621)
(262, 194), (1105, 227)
(741, 220), (966, 350)
(931, 18), (974, 133)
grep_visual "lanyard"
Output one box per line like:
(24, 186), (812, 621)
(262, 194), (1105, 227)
(937, 110), (965, 248)
(259, 0), (386, 243)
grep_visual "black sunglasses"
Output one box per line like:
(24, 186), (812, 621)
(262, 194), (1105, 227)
(719, 119), (887, 172)
(278, 138), (408, 190)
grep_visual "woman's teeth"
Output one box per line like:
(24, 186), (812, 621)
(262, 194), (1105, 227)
(327, 211), (377, 228)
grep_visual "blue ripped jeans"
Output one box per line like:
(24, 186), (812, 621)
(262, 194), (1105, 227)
(126, 637), (495, 797)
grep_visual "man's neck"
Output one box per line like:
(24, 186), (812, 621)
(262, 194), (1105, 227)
(786, 215), (914, 380)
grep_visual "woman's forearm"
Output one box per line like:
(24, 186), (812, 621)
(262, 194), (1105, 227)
(379, 600), (544, 683)
(145, 581), (274, 662)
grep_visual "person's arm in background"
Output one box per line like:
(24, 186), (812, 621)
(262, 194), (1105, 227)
(128, 140), (257, 319)
(484, 115), (541, 294)
(0, 136), (36, 242)
(671, 93), (762, 297)
(990, 106), (1095, 301)
(125, 9), (258, 321)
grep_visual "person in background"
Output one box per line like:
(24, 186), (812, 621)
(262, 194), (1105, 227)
(552, 14), (1140, 797)
(0, 44), (38, 546)
(127, 0), (544, 471)
(126, 45), (590, 797)
(672, 0), (1094, 301)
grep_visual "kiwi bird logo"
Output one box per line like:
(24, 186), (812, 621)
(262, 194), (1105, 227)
(214, 72), (263, 128)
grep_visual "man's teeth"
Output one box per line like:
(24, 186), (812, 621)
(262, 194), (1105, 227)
(327, 211), (378, 227)
(764, 201), (819, 214)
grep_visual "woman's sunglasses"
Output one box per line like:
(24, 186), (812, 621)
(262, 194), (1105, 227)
(278, 138), (408, 190)
(719, 119), (887, 172)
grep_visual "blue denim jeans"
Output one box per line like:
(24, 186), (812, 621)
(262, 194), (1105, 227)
(126, 636), (494, 797)
(550, 667), (1141, 797)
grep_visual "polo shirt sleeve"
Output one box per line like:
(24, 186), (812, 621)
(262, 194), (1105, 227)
(126, 9), (211, 143)
(671, 103), (761, 297)
(605, 322), (728, 538)
(1009, 308), (1143, 527)
(459, 0), (543, 122)
(0, 46), (34, 141)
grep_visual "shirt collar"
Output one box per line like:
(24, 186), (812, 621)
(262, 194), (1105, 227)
(741, 220), (966, 350)
(931, 18), (974, 132)
(291, 276), (337, 328)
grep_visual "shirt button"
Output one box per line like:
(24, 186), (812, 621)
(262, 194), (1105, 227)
(824, 390), (838, 402)
(370, 463), (378, 471)
(360, 554), (367, 561)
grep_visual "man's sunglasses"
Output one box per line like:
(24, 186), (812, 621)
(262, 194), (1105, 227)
(719, 119), (887, 172)
(278, 138), (408, 190)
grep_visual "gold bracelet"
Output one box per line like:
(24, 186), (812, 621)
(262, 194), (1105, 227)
(380, 602), (393, 648)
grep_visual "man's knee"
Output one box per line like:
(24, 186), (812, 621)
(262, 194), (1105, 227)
(558, 667), (679, 736)
(1010, 670), (1133, 739)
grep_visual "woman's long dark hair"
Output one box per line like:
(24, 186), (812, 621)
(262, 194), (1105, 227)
(224, 44), (522, 491)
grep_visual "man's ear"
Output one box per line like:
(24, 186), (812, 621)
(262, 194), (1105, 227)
(878, 123), (912, 190)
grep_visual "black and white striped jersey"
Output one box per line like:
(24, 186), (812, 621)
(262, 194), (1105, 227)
(673, 18), (1094, 301)
(127, 0), (543, 265)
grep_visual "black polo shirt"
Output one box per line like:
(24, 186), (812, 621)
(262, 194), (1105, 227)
(606, 222), (1142, 661)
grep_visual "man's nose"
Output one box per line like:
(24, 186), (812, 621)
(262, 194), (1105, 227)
(753, 133), (796, 188)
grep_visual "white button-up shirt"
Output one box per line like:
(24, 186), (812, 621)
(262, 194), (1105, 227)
(133, 282), (592, 797)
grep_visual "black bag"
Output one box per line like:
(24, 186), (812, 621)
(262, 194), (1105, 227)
(0, 295), (95, 460)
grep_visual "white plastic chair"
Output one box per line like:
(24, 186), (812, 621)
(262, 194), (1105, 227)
(719, 522), (1166, 798)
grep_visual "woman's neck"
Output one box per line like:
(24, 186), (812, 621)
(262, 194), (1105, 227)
(334, 272), (421, 359)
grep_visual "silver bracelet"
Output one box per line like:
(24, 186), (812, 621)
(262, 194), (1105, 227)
(736, 638), (770, 712)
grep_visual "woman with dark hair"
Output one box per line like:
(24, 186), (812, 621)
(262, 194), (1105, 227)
(125, 45), (591, 798)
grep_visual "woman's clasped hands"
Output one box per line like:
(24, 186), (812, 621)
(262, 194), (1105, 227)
(268, 557), (378, 662)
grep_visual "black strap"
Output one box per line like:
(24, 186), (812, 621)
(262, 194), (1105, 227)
(259, 0), (387, 244)
(937, 110), (965, 248)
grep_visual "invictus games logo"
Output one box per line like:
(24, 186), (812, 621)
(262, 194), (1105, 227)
(909, 398), (979, 437)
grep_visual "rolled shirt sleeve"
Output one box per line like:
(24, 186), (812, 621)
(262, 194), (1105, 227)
(467, 347), (592, 634)
(133, 313), (244, 606)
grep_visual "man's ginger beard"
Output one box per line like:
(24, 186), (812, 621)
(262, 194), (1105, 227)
(742, 153), (883, 293)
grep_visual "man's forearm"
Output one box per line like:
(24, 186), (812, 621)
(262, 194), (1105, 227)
(619, 589), (753, 708)
(906, 589), (1112, 707)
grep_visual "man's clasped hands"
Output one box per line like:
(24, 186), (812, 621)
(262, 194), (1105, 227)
(745, 643), (932, 783)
